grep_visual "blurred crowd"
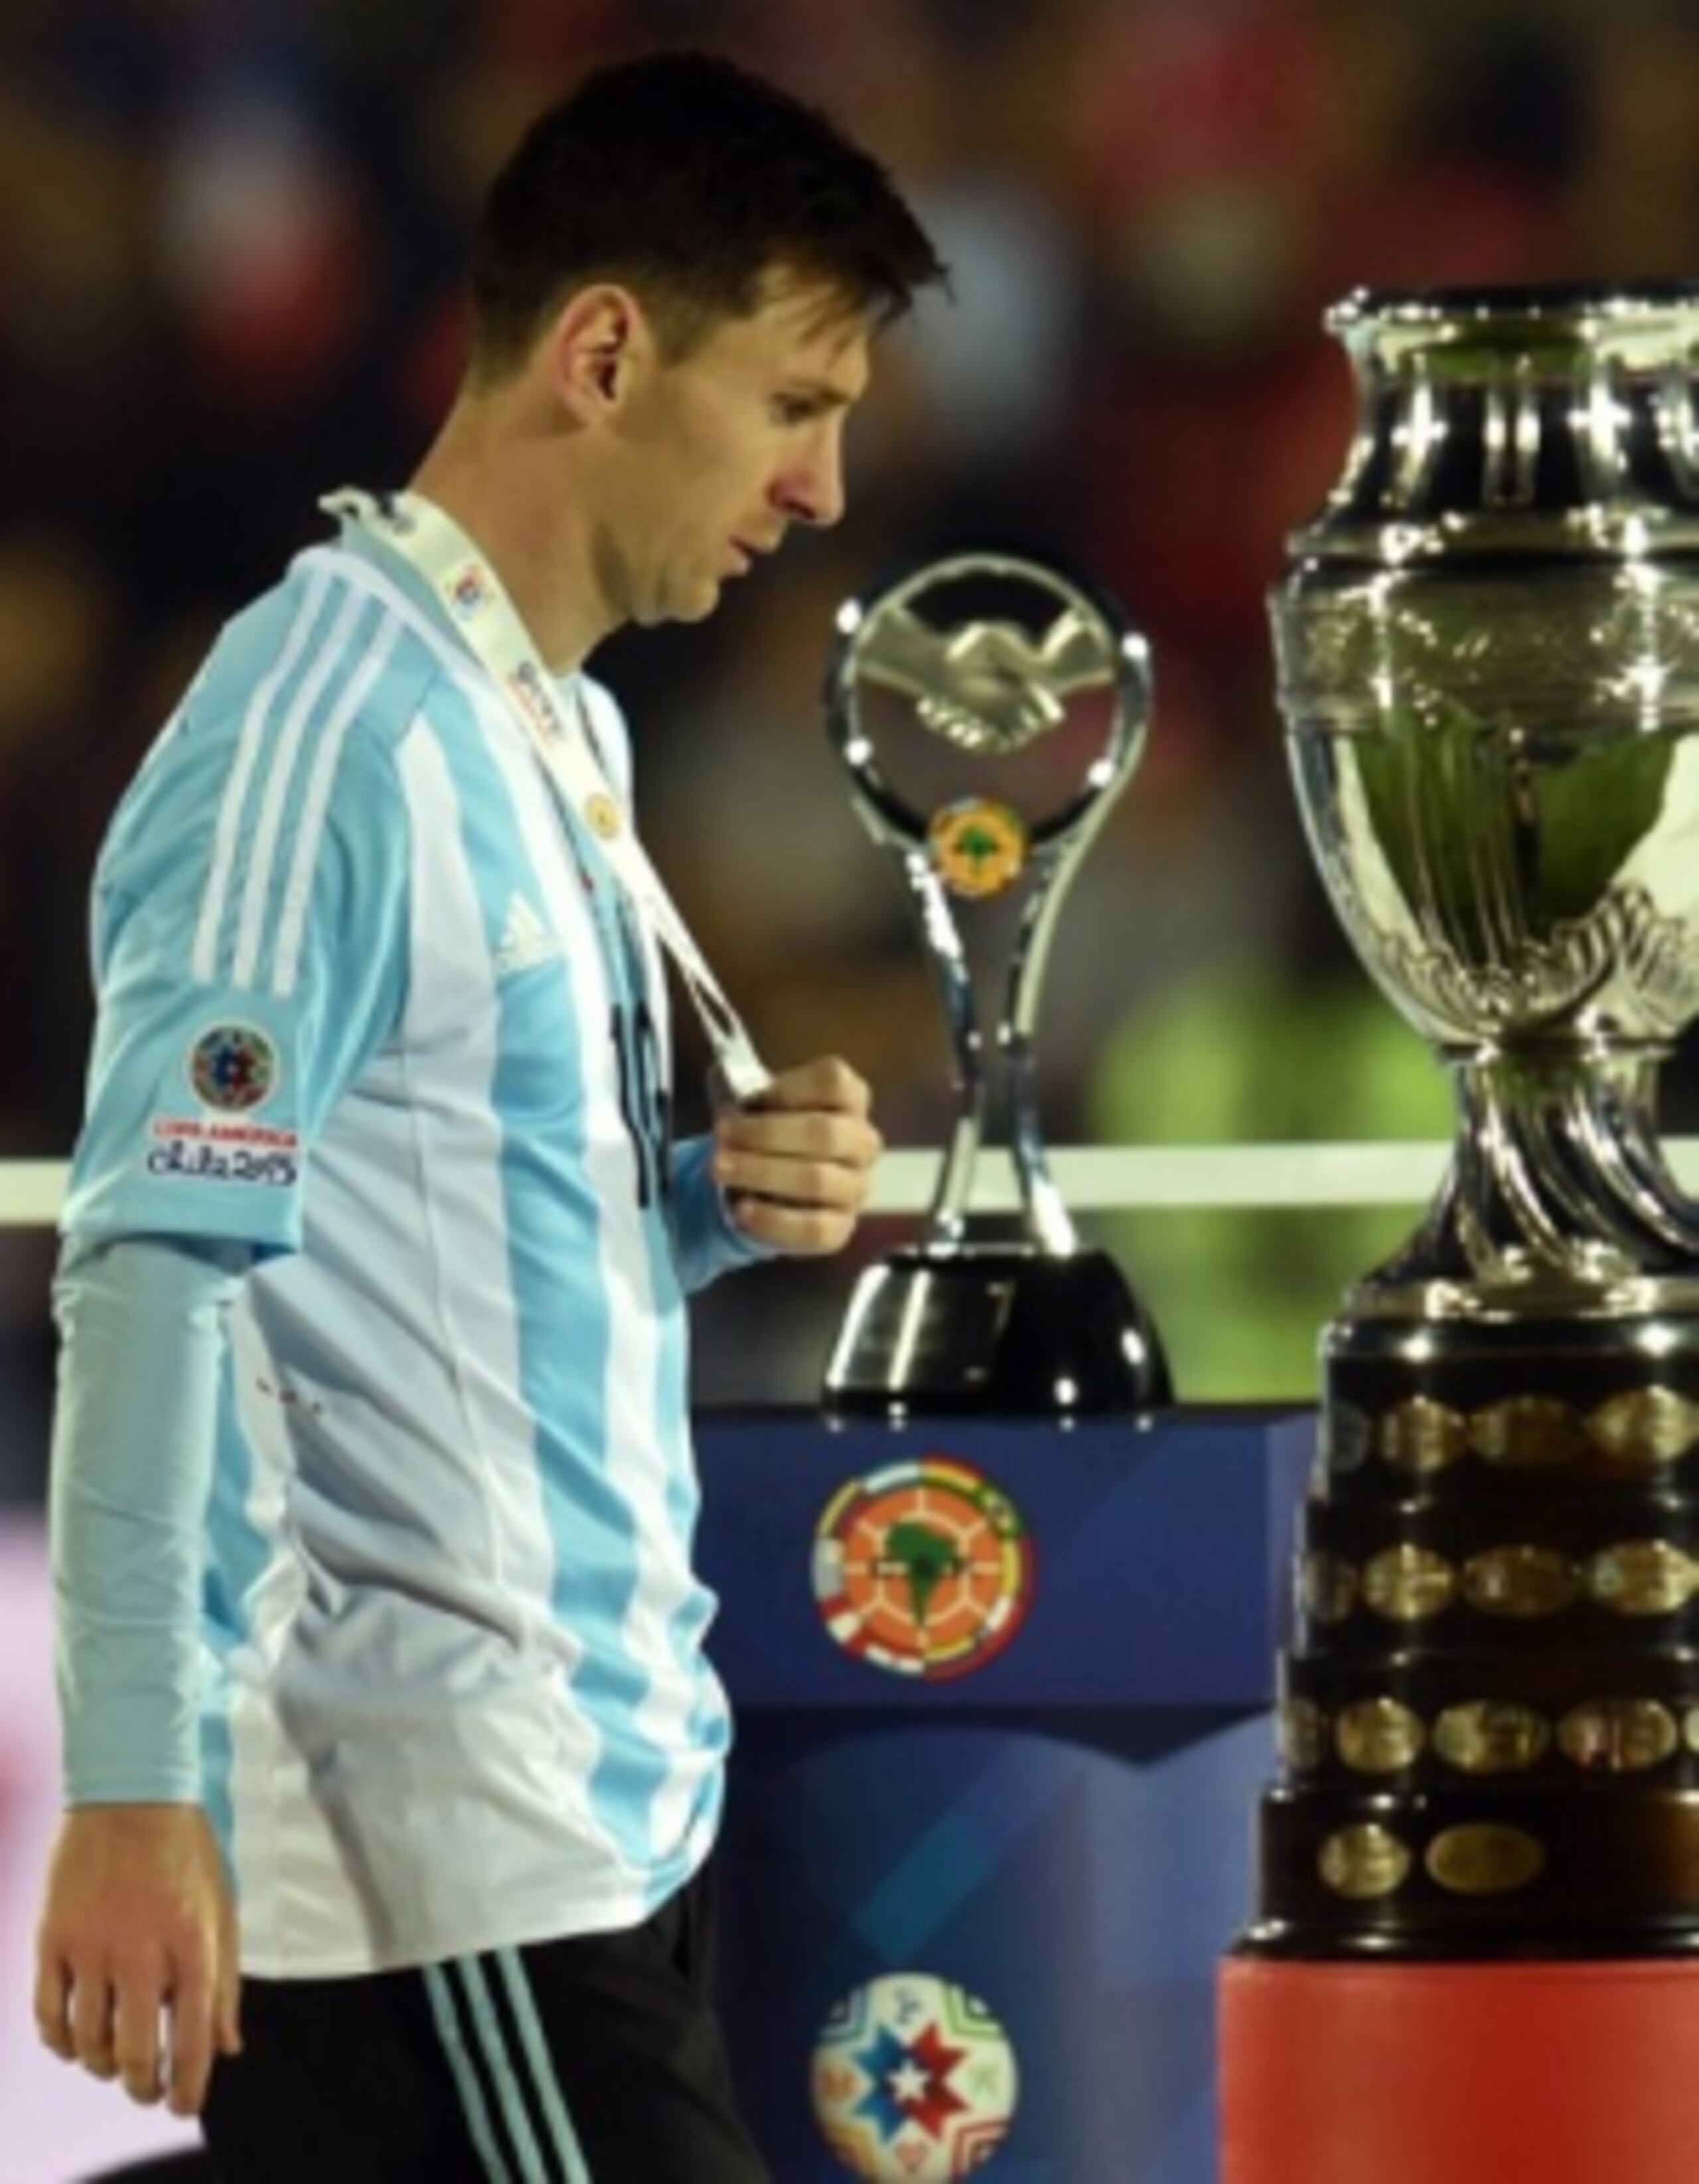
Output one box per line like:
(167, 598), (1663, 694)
(5, 0), (1699, 1496)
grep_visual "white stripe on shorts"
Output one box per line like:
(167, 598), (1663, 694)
(497, 1948), (594, 2184)
(425, 1953), (595, 2184)
(455, 1956), (552, 2184)
(423, 1960), (515, 2184)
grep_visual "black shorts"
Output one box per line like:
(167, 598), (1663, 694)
(198, 1867), (769, 2183)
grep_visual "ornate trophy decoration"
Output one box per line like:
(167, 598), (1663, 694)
(822, 554), (1169, 1415)
(1248, 283), (1699, 1954)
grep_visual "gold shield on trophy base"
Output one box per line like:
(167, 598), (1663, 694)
(1377, 1398), (1467, 1476)
(1318, 1824), (1412, 1901)
(1424, 1824), (1546, 1897)
(1558, 1699), (1678, 1772)
(1461, 1545), (1583, 1619)
(1588, 1387), (1699, 1468)
(1586, 1543), (1698, 1616)
(1363, 1545), (1457, 1623)
(1279, 1697), (1328, 1772)
(1469, 1395), (1586, 1470)
(1336, 1699), (1426, 1774)
(1299, 1551), (1361, 1625)
(1432, 1701), (1550, 1775)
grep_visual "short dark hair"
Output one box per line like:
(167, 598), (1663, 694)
(467, 50), (948, 381)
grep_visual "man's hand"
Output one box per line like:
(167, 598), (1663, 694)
(715, 1055), (882, 1255)
(35, 1802), (242, 2116)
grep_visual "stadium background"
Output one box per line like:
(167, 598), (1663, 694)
(1, 0), (1696, 2170)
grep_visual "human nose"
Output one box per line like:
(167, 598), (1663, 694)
(776, 420), (846, 529)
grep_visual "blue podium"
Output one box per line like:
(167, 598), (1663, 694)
(696, 1409), (1312, 2184)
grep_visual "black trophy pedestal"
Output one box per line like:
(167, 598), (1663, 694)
(1240, 1312), (1699, 1960)
(1222, 1308), (1699, 2180)
(824, 1244), (1171, 1416)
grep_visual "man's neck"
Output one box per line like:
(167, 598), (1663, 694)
(408, 400), (612, 674)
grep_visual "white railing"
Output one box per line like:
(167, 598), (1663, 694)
(7, 1139), (1699, 1223)
(1, 1166), (72, 1227)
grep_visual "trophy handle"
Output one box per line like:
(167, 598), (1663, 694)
(898, 845), (986, 1247)
(1002, 632), (1153, 1255)
(1001, 850), (1080, 1256)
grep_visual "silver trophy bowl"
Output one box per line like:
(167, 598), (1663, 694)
(1280, 283), (1699, 1324)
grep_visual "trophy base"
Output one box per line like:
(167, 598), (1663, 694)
(1243, 1308), (1699, 1960)
(823, 1245), (1171, 1417)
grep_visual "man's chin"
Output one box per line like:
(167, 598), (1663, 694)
(670, 579), (724, 623)
(630, 574), (723, 630)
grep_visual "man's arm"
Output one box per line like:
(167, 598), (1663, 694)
(35, 1231), (248, 2116)
(668, 1135), (778, 1293)
(36, 598), (413, 2118)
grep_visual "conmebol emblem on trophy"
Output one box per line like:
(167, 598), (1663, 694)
(822, 554), (1169, 1415)
(1246, 283), (1699, 1958)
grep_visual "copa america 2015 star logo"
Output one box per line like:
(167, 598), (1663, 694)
(813, 1974), (1019, 2179)
(812, 1457), (1034, 1680)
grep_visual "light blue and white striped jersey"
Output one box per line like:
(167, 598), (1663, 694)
(61, 521), (765, 1976)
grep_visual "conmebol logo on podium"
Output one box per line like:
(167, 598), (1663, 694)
(810, 1456), (1035, 1681)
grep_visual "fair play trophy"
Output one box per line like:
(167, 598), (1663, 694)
(822, 554), (1170, 1416)
(1245, 283), (1699, 1956)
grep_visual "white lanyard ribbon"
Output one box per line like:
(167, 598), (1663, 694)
(324, 486), (770, 1105)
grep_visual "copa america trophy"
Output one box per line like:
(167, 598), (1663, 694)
(822, 554), (1170, 1416)
(1245, 283), (1699, 1956)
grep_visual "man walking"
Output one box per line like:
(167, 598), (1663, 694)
(35, 50), (944, 2181)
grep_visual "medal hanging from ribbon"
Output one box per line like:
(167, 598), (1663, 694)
(324, 487), (771, 1106)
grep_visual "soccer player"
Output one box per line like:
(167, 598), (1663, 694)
(33, 50), (945, 2183)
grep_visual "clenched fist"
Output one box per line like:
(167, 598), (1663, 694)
(715, 1054), (882, 1256)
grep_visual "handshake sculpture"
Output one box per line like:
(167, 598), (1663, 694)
(855, 599), (1123, 755)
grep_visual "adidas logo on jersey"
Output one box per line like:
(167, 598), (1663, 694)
(494, 894), (563, 980)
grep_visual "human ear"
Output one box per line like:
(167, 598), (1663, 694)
(546, 284), (648, 421)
